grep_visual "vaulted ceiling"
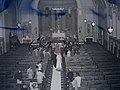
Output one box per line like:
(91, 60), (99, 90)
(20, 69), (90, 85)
(17, 0), (104, 10)
(16, 0), (120, 11)
(38, 0), (77, 10)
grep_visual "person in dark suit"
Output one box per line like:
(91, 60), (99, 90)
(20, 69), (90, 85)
(14, 70), (23, 84)
(51, 50), (57, 68)
(67, 69), (74, 82)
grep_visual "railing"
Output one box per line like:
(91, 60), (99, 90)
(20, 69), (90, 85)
(41, 58), (53, 90)
(61, 56), (68, 90)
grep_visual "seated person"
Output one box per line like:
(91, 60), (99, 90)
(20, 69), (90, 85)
(27, 66), (34, 79)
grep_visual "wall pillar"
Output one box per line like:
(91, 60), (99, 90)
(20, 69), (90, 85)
(117, 20), (120, 39)
(112, 13), (117, 37)
(77, 9), (83, 42)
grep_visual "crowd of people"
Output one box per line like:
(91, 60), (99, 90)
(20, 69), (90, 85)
(14, 60), (45, 90)
(13, 34), (82, 90)
(14, 52), (50, 89)
(29, 35), (81, 58)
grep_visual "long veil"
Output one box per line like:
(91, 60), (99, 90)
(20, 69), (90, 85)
(56, 53), (62, 71)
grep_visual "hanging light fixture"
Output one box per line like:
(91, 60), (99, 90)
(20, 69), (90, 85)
(28, 4), (32, 24)
(107, 27), (113, 34)
(17, 23), (21, 27)
(28, 20), (32, 24)
(84, 19), (87, 23)
(92, 22), (95, 27)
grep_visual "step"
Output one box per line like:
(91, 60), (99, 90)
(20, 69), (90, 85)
(108, 79), (120, 84)
(87, 80), (107, 86)
(84, 75), (104, 80)
(100, 67), (120, 72)
(111, 84), (120, 90)
(103, 71), (120, 75)
(105, 75), (120, 80)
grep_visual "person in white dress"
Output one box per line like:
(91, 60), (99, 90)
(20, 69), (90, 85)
(67, 50), (71, 57)
(36, 61), (42, 71)
(72, 72), (82, 90)
(56, 53), (62, 71)
(27, 66), (34, 79)
(36, 70), (45, 84)
(34, 48), (38, 56)
(43, 50), (46, 57)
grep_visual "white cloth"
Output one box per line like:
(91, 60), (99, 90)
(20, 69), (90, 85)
(67, 50), (71, 57)
(74, 76), (82, 87)
(36, 71), (44, 84)
(27, 68), (34, 79)
(72, 76), (81, 90)
(43, 50), (46, 57)
(17, 79), (22, 84)
(34, 49), (38, 56)
(56, 54), (62, 71)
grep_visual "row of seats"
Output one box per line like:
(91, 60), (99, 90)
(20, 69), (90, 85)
(0, 45), (51, 90)
(0, 45), (29, 90)
(83, 43), (120, 90)
(65, 45), (110, 90)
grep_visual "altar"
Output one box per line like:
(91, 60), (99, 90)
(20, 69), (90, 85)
(52, 30), (65, 38)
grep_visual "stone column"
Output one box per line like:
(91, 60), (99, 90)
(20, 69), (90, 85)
(112, 5), (117, 37)
(52, 11), (56, 30)
(117, 19), (120, 39)
(77, 9), (83, 42)
(2, 12), (6, 52)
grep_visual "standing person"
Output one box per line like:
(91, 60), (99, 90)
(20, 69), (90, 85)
(36, 61), (42, 71)
(34, 48), (38, 57)
(56, 53), (62, 71)
(39, 49), (44, 59)
(67, 69), (74, 82)
(36, 70), (45, 86)
(51, 50), (57, 68)
(67, 50), (71, 57)
(55, 43), (60, 54)
(72, 72), (82, 90)
(71, 49), (75, 56)
(14, 70), (23, 84)
(27, 66), (34, 79)
(67, 69), (74, 90)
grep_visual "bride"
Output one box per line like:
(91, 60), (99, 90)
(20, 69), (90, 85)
(56, 53), (62, 71)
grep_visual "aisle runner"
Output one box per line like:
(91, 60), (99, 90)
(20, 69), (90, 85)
(50, 66), (61, 90)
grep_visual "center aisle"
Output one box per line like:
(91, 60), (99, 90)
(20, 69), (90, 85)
(50, 66), (61, 90)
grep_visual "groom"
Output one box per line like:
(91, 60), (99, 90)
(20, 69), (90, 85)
(51, 49), (57, 68)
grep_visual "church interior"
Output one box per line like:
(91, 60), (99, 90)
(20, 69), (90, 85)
(0, 0), (120, 90)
